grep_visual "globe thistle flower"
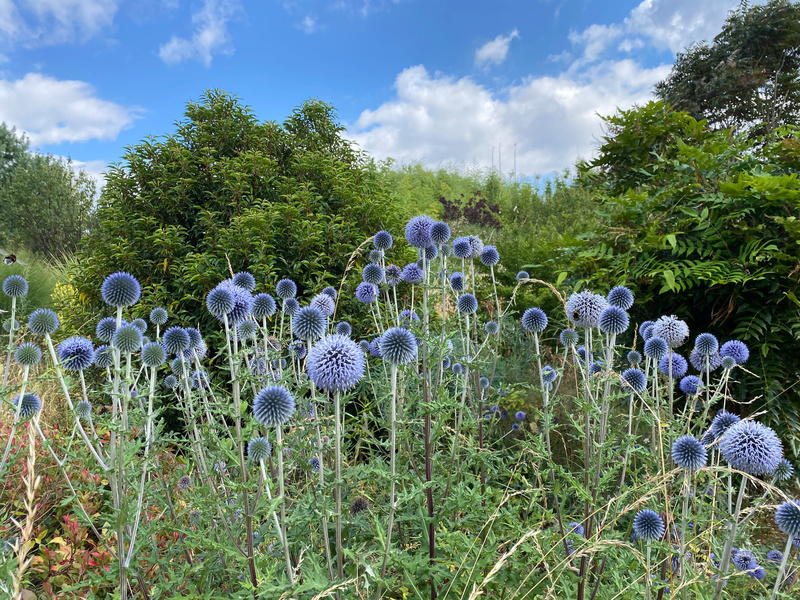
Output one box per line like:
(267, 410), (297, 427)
(113, 323), (143, 354)
(651, 315), (689, 349)
(751, 566), (766, 580)
(607, 286), (634, 310)
(149, 307), (168, 326)
(253, 385), (296, 427)
(95, 317), (118, 343)
(234, 320), (256, 340)
(701, 428), (715, 447)
(641, 325), (654, 341)
(379, 327), (418, 365)
(516, 271), (529, 282)
(355, 282), (376, 304)
(308, 294), (334, 318)
(515, 411), (526, 421)
(163, 327), (190, 355)
(206, 286), (235, 318)
(568, 522), (585, 537)
(398, 309), (419, 329)
(248, 437), (272, 462)
(689, 348), (722, 372)
(775, 500), (800, 537)
(457, 293), (478, 315)
(289, 340), (306, 360)
(711, 411), (741, 439)
(732, 551), (758, 571)
(28, 308), (59, 337)
(639, 320), (655, 338)
(178, 475), (192, 491)
(163, 374), (178, 389)
(57, 337), (95, 371)
(307, 334), (365, 392)
(477, 376), (490, 389)
(252, 293), (277, 319)
(679, 375), (702, 395)
(512, 423), (520, 431)
(385, 264), (402, 287)
(12, 393), (42, 419)
(589, 361), (604, 376)
(351, 497), (370, 516)
(358, 340), (371, 354)
(404, 215), (435, 248)
(101, 272), (141, 307)
(598, 306), (629, 334)
(633, 509), (665, 541)
(621, 368), (647, 393)
(2, 275), (28, 297)
(233, 272), (256, 292)
(566, 291), (608, 329)
(466, 235), (484, 259)
(362, 263), (385, 286)
(720, 340), (749, 365)
(521, 308), (547, 333)
(2, 318), (18, 333)
(171, 356), (191, 378)
(720, 420), (783, 475)
(283, 298), (300, 315)
(541, 366), (557, 385)
(131, 318), (147, 334)
(218, 280), (253, 324)
(767, 550), (783, 565)
(75, 400), (92, 420)
(368, 338), (382, 358)
(440, 243), (452, 257)
(428, 221), (450, 245)
(449, 236), (468, 259)
(480, 246), (499, 266)
(368, 250), (382, 264)
(441, 356), (451, 370)
(658, 353), (688, 379)
(560, 329), (579, 347)
(401, 263), (423, 284)
(627, 350), (642, 365)
(14, 343), (42, 367)
(319, 287), (337, 301)
(419, 245), (438, 261)
(291, 306), (327, 341)
(275, 279), (297, 300)
(576, 346), (592, 363)
(484, 321), (499, 335)
(335, 321), (352, 336)
(374, 230), (393, 251)
(186, 328), (204, 353)
(94, 345), (113, 368)
(272, 358), (288, 370)
(450, 271), (465, 292)
(694, 333), (719, 356)
(644, 336), (668, 360)
(771, 458), (794, 481)
(451, 362), (464, 375)
(672, 436), (707, 471)
(141, 342), (167, 368)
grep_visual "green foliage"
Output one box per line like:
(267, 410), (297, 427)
(62, 90), (400, 337)
(655, 0), (800, 136)
(573, 103), (800, 449)
(0, 253), (67, 313)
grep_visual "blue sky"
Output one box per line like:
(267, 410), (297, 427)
(0, 0), (750, 184)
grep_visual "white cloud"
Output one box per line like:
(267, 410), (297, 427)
(159, 0), (241, 66)
(0, 73), (138, 145)
(568, 23), (622, 65)
(0, 0), (119, 47)
(300, 14), (317, 34)
(475, 29), (519, 70)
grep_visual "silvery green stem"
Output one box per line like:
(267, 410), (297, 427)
(0, 363), (28, 474)
(533, 332), (552, 460)
(769, 534), (794, 600)
(668, 351), (674, 431)
(275, 425), (294, 584)
(680, 471), (691, 600)
(2, 296), (15, 386)
(380, 364), (399, 579)
(258, 459), (285, 546)
(713, 478), (748, 600)
(334, 390), (344, 579)
(618, 394), (635, 490)
(307, 367), (334, 582)
(645, 541), (652, 600)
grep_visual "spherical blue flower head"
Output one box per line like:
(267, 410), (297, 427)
(289, 340), (307, 359)
(2, 318), (19, 333)
(480, 245), (500, 266)
(368, 337), (383, 358)
(607, 286), (634, 310)
(441, 356), (451, 370)
(163, 326), (190, 355)
(732, 551), (758, 571)
(516, 271), (529, 282)
(627, 350), (642, 365)
(14, 343), (42, 367)
(292, 306), (328, 340)
(568, 522), (585, 537)
(621, 368), (647, 393)
(639, 320), (655, 338)
(253, 385), (296, 426)
(515, 411), (526, 421)
(658, 353), (688, 378)
(237, 321), (258, 340)
(373, 230), (393, 251)
(438, 243), (451, 258)
(751, 566), (766, 580)
(512, 422), (520, 430)
(101, 272), (141, 308)
(419, 245), (438, 262)
(131, 318), (147, 334)
(589, 361), (604, 376)
(452, 362), (463, 375)
(93, 345), (113, 368)
(598, 306), (629, 334)
(335, 321), (352, 336)
(720, 340), (749, 365)
(457, 293), (478, 315)
(720, 420), (783, 475)
(322, 286), (338, 301)
(95, 317), (118, 343)
(362, 263), (385, 285)
(679, 375), (703, 395)
(181, 327), (202, 353)
(248, 437), (272, 462)
(272, 358), (288, 370)
(521, 308), (547, 332)
(576, 346), (592, 363)
(28, 308), (60, 337)
(452, 237), (472, 259)
(13, 393), (42, 419)
(396, 309), (418, 329)
(771, 458), (794, 481)
(358, 340), (371, 354)
(233, 271), (256, 292)
(559, 329), (579, 347)
(75, 400), (92, 420)
(633, 509), (665, 541)
(466, 235), (484, 259)
(171, 356), (191, 377)
(641, 325), (654, 342)
(252, 293), (277, 319)
(355, 281), (376, 304)
(141, 341), (167, 368)
(429, 221), (450, 245)
(405, 215), (435, 248)
(775, 500), (800, 536)
(711, 411), (741, 439)
(380, 327), (418, 365)
(694, 333), (719, 356)
(542, 366), (557, 384)
(644, 336), (668, 360)
(477, 376), (490, 389)
(216, 280), (253, 324)
(566, 291), (608, 329)
(308, 456), (321, 472)
(384, 264), (401, 287)
(401, 263), (423, 285)
(283, 298), (300, 315)
(149, 307), (168, 326)
(651, 315), (689, 349)
(113, 323), (143, 354)
(701, 428), (715, 447)
(368, 250), (382, 264)
(2, 275), (28, 298)
(449, 271), (466, 293)
(306, 334), (365, 392)
(767, 550), (783, 565)
(689, 348), (722, 373)
(672, 435), (707, 471)
(162, 374), (177, 389)
(207, 286), (234, 317)
(484, 321), (499, 335)
(57, 337), (95, 371)
(310, 293), (336, 317)
(275, 279), (298, 300)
